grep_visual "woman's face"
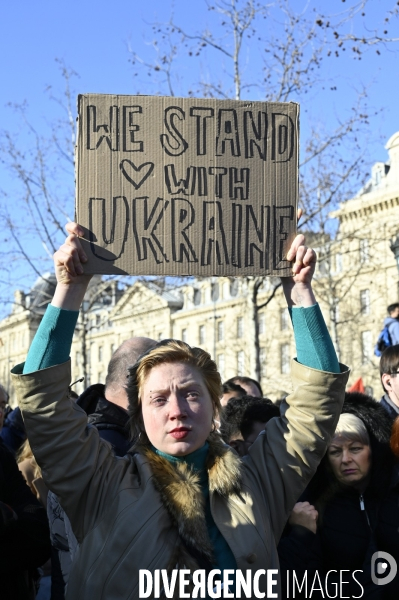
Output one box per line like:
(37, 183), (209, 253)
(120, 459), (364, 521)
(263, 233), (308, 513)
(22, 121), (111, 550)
(327, 435), (372, 490)
(140, 362), (214, 456)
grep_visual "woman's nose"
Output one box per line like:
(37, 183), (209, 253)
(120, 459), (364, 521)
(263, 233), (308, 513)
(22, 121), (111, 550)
(341, 450), (351, 463)
(168, 394), (187, 419)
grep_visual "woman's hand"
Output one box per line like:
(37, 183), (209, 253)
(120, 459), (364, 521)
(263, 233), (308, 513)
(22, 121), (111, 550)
(281, 232), (317, 308)
(52, 222), (93, 311)
(288, 501), (318, 534)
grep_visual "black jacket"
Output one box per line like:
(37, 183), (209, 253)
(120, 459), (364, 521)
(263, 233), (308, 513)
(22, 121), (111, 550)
(279, 392), (398, 599)
(0, 440), (51, 600)
(77, 383), (131, 456)
(380, 393), (399, 422)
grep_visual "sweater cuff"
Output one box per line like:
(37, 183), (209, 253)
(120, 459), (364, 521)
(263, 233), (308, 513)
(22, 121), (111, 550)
(290, 304), (340, 373)
(23, 305), (79, 374)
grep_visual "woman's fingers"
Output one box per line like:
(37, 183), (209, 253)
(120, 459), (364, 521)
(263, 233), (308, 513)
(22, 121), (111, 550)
(286, 234), (305, 262)
(65, 223), (88, 264)
(65, 221), (85, 238)
(54, 222), (89, 282)
(297, 208), (303, 223)
(54, 244), (80, 277)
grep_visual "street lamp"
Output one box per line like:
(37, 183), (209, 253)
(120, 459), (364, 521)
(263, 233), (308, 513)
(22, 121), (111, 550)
(390, 233), (399, 298)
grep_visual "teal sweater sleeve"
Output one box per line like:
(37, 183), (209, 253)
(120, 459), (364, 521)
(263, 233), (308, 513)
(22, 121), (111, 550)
(290, 304), (340, 373)
(23, 304), (79, 374)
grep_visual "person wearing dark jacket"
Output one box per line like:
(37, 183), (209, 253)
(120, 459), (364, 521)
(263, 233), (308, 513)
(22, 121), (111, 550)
(279, 391), (398, 599)
(0, 439), (51, 600)
(380, 345), (399, 420)
(48, 336), (155, 598)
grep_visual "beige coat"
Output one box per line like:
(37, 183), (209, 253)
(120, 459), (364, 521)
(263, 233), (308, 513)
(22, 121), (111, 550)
(12, 359), (349, 600)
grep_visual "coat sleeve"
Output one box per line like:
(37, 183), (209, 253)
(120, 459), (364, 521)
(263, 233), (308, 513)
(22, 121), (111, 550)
(11, 361), (136, 543)
(245, 359), (350, 542)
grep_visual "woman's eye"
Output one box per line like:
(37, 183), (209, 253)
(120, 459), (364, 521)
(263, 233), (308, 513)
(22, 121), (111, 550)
(186, 391), (199, 400)
(152, 397), (166, 405)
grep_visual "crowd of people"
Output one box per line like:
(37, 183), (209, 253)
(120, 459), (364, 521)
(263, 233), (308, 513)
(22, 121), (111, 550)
(1, 222), (399, 599)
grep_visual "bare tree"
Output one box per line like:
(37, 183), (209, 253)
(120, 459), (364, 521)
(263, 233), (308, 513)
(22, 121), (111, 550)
(127, 0), (398, 378)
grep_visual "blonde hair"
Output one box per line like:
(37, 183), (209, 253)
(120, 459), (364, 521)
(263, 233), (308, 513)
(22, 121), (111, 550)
(332, 413), (370, 446)
(17, 439), (42, 480)
(127, 339), (222, 445)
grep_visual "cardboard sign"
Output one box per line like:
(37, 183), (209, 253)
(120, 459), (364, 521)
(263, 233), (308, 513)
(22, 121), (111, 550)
(75, 94), (298, 276)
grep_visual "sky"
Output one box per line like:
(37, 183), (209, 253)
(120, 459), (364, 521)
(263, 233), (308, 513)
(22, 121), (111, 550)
(0, 0), (398, 308)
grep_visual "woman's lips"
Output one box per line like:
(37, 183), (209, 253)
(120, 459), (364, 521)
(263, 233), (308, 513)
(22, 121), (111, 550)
(169, 427), (191, 439)
(342, 469), (357, 474)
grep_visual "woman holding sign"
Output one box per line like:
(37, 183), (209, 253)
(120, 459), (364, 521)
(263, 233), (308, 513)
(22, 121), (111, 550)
(12, 222), (349, 599)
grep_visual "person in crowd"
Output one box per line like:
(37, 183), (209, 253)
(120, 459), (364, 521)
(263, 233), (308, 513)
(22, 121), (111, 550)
(0, 384), (8, 432)
(224, 375), (263, 397)
(48, 335), (156, 599)
(220, 395), (279, 456)
(0, 438), (51, 600)
(0, 380), (28, 456)
(12, 222), (349, 599)
(18, 439), (49, 508)
(17, 440), (52, 600)
(220, 380), (246, 407)
(384, 303), (399, 346)
(278, 391), (397, 598)
(380, 344), (399, 420)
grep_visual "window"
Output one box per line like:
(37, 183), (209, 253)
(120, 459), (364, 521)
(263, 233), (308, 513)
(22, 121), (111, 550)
(260, 347), (266, 378)
(360, 239), (369, 264)
(199, 325), (206, 345)
(237, 350), (245, 376)
(281, 309), (289, 331)
(237, 317), (243, 338)
(281, 343), (290, 374)
(335, 253), (343, 273)
(223, 281), (230, 299)
(158, 332), (163, 341)
(181, 329), (188, 343)
(360, 289), (370, 315)
(96, 314), (101, 327)
(211, 282), (219, 302)
(230, 279), (238, 297)
(110, 343), (116, 355)
(218, 354), (225, 381)
(75, 351), (80, 367)
(193, 289), (201, 305)
(89, 343), (95, 364)
(318, 252), (330, 276)
(361, 331), (372, 365)
(98, 346), (103, 362)
(258, 313), (265, 335)
(217, 321), (224, 342)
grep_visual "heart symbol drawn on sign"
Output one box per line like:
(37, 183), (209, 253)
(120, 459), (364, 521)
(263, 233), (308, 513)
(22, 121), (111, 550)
(120, 160), (155, 190)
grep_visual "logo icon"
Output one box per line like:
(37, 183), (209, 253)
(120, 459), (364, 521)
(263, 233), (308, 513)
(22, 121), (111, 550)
(371, 551), (397, 586)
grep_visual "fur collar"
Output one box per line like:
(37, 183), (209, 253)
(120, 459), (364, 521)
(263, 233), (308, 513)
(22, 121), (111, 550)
(139, 433), (242, 572)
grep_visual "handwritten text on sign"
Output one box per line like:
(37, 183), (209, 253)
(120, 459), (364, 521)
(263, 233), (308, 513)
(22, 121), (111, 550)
(76, 95), (299, 276)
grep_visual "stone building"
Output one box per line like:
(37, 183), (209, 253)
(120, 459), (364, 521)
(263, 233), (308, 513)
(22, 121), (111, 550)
(1, 132), (399, 403)
(0, 274), (56, 404)
(324, 131), (399, 394)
